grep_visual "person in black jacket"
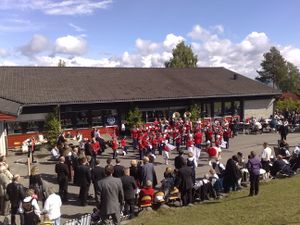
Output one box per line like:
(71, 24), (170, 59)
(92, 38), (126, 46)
(77, 157), (91, 206)
(91, 159), (106, 204)
(121, 168), (137, 217)
(55, 156), (69, 202)
(177, 161), (194, 206)
(113, 158), (125, 178)
(6, 174), (26, 225)
(223, 158), (239, 193)
(174, 150), (185, 170)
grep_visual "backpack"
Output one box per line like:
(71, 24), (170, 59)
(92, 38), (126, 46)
(22, 198), (33, 212)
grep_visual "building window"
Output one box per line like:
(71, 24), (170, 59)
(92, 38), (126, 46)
(224, 101), (233, 115)
(234, 101), (241, 116)
(61, 109), (118, 129)
(201, 103), (211, 117)
(214, 102), (222, 117)
(7, 121), (45, 134)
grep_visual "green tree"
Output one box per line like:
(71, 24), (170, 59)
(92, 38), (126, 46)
(165, 41), (198, 68)
(45, 108), (61, 146)
(189, 104), (201, 122)
(126, 107), (143, 128)
(256, 47), (288, 89)
(58, 59), (66, 67)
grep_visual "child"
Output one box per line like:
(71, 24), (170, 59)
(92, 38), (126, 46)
(121, 137), (128, 156)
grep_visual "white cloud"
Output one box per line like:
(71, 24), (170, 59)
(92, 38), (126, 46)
(163, 33), (185, 50)
(239, 32), (269, 53)
(35, 55), (120, 67)
(135, 38), (160, 56)
(6, 23), (300, 80)
(0, 60), (17, 66)
(281, 45), (300, 67)
(188, 25), (218, 41)
(0, 48), (8, 57)
(20, 34), (49, 57)
(0, 0), (113, 16)
(55, 35), (87, 55)
(69, 23), (85, 32)
(0, 18), (40, 32)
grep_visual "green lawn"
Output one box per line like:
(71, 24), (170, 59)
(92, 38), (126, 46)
(128, 176), (300, 225)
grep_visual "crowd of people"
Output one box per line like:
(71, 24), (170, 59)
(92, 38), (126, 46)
(0, 155), (62, 225)
(1, 112), (300, 225)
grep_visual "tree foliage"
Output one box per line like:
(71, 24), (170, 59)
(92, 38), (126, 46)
(256, 46), (300, 93)
(165, 41), (198, 68)
(45, 108), (61, 147)
(189, 104), (201, 122)
(58, 59), (66, 67)
(126, 107), (143, 128)
(276, 99), (300, 112)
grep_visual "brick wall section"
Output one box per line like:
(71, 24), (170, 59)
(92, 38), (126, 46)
(244, 99), (274, 119)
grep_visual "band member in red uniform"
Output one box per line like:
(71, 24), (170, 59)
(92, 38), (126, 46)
(111, 138), (119, 159)
(194, 130), (203, 149)
(223, 127), (232, 149)
(131, 126), (139, 149)
(121, 137), (128, 155)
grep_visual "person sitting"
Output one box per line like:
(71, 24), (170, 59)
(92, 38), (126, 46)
(209, 169), (223, 196)
(271, 155), (294, 178)
(278, 140), (291, 159)
(161, 167), (175, 195)
(193, 174), (216, 201)
(138, 180), (155, 209)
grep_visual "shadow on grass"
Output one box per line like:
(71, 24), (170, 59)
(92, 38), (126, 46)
(223, 195), (250, 202)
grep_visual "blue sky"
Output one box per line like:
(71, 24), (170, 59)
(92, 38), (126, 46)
(0, 0), (300, 78)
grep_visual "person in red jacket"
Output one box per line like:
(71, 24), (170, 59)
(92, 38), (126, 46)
(121, 137), (128, 156)
(194, 131), (203, 149)
(111, 138), (119, 159)
(139, 180), (155, 207)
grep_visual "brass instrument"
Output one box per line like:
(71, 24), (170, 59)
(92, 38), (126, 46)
(172, 112), (181, 120)
(184, 111), (191, 118)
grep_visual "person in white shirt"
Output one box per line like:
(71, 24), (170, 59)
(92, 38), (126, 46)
(261, 142), (273, 179)
(43, 186), (62, 225)
(51, 146), (60, 160)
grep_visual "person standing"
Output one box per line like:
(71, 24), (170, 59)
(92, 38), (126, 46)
(121, 168), (137, 218)
(22, 189), (41, 225)
(0, 165), (12, 216)
(96, 165), (124, 225)
(29, 166), (44, 203)
(177, 161), (194, 206)
(7, 174), (25, 225)
(141, 157), (157, 188)
(91, 159), (106, 205)
(77, 157), (91, 206)
(55, 156), (69, 203)
(174, 150), (185, 170)
(113, 158), (125, 178)
(43, 186), (62, 225)
(247, 151), (262, 196)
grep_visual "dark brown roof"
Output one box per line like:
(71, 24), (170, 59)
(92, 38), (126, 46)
(0, 67), (280, 114)
(0, 98), (21, 116)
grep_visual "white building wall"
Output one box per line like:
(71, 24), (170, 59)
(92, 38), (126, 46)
(244, 98), (274, 119)
(0, 122), (7, 156)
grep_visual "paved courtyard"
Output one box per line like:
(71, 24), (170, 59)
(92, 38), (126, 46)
(2, 131), (300, 224)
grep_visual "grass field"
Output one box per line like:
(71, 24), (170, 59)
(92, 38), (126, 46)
(128, 176), (300, 225)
